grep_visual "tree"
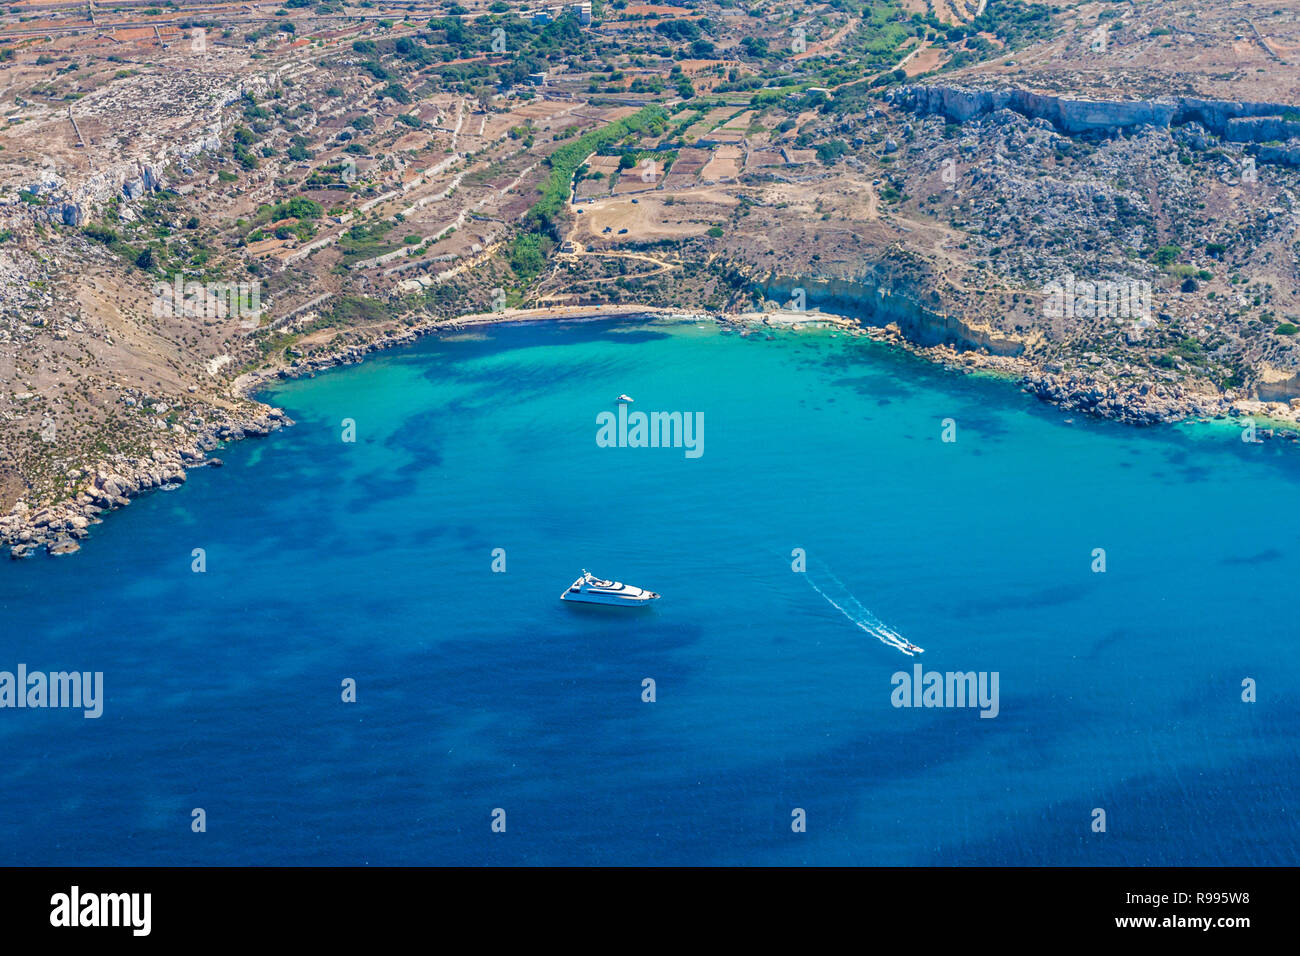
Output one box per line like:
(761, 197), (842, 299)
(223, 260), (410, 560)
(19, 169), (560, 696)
(509, 233), (546, 279)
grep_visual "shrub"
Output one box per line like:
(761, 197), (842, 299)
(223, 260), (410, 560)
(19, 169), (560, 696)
(1153, 244), (1181, 266)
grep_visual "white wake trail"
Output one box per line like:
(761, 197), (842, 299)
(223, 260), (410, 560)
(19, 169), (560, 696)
(803, 565), (923, 656)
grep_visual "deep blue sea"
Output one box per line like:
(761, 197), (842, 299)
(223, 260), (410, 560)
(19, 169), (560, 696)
(2, 318), (1297, 865)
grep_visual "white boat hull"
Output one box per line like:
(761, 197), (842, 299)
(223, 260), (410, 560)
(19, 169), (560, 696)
(560, 572), (659, 606)
(560, 591), (656, 605)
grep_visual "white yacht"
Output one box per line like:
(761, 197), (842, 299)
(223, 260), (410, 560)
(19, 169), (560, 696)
(616, 394), (634, 404)
(561, 570), (659, 606)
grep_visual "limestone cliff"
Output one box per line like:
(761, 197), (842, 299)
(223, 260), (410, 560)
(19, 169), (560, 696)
(755, 273), (1026, 357)
(896, 85), (1300, 164)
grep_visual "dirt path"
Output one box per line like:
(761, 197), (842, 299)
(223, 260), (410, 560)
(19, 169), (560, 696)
(534, 248), (681, 301)
(793, 17), (857, 62)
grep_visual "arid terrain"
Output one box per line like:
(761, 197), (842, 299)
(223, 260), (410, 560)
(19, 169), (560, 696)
(2, 0), (1300, 555)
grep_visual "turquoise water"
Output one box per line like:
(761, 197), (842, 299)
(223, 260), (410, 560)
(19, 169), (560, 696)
(1, 318), (1297, 865)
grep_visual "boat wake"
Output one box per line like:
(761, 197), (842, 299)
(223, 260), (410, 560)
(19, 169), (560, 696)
(803, 563), (923, 656)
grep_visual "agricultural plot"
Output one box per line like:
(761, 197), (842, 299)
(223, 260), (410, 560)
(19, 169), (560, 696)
(662, 147), (711, 189)
(700, 145), (743, 182)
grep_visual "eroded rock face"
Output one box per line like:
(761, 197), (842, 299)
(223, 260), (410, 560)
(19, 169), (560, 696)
(1258, 143), (1300, 168)
(1224, 116), (1300, 143)
(1257, 371), (1300, 402)
(898, 85), (1298, 143)
(757, 274), (1027, 357)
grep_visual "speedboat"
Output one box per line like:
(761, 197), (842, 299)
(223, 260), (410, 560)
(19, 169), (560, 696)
(561, 570), (659, 606)
(616, 394), (634, 403)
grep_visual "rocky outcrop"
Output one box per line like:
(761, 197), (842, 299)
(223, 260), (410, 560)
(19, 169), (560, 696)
(1019, 371), (1226, 425)
(1258, 143), (1300, 168)
(1256, 367), (1300, 402)
(1224, 116), (1300, 143)
(897, 84), (1298, 143)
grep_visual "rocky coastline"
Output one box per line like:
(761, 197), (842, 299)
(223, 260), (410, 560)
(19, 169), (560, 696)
(857, 321), (1300, 435)
(1, 407), (292, 560)
(755, 311), (1300, 435)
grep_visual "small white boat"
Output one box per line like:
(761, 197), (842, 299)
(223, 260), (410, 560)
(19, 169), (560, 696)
(561, 570), (659, 606)
(616, 394), (634, 404)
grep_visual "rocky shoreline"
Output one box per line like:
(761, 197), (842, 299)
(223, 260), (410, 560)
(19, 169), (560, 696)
(6, 303), (1297, 560)
(762, 311), (1300, 435)
(860, 321), (1300, 435)
(2, 407), (293, 560)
